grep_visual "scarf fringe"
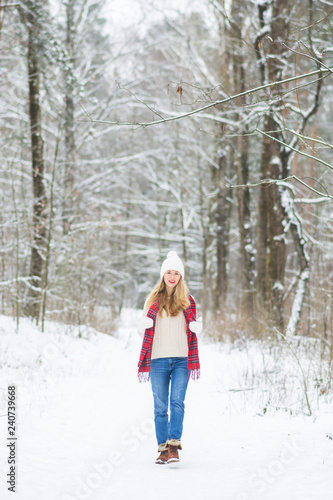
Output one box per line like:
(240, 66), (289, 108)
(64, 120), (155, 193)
(139, 368), (200, 382)
(190, 368), (200, 381)
(138, 371), (150, 383)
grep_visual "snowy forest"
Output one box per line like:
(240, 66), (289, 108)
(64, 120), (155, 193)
(1, 1), (333, 499)
(1, 0), (333, 344)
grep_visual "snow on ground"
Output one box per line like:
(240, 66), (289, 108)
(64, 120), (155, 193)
(0, 311), (332, 500)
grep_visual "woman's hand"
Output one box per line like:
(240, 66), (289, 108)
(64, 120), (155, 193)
(189, 317), (202, 334)
(138, 316), (154, 334)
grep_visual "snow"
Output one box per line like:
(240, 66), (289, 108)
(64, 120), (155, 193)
(272, 280), (284, 291)
(0, 313), (333, 500)
(285, 268), (310, 339)
(101, 0), (194, 32)
(270, 155), (282, 167)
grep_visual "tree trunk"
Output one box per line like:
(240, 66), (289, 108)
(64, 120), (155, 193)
(25, 7), (47, 319)
(230, 2), (255, 318)
(199, 172), (208, 321)
(266, 136), (286, 329)
(236, 130), (255, 316)
(63, 0), (76, 233)
(256, 0), (290, 329)
(211, 151), (232, 313)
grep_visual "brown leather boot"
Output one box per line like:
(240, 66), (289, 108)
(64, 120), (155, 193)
(167, 445), (180, 463)
(166, 439), (182, 463)
(155, 443), (169, 464)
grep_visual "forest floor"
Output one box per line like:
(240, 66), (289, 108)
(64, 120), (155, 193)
(0, 311), (332, 500)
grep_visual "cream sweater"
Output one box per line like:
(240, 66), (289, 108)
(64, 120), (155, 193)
(139, 307), (188, 359)
(152, 310), (188, 359)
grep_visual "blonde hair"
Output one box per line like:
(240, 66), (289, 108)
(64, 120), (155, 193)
(145, 276), (190, 317)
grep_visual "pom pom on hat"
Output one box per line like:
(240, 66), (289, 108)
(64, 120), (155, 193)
(160, 251), (185, 279)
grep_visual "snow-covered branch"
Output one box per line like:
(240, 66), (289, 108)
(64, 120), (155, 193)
(85, 67), (333, 128)
(256, 128), (333, 174)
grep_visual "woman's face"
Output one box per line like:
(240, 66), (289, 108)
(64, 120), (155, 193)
(163, 270), (181, 292)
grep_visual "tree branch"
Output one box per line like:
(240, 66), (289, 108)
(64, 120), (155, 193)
(82, 67), (333, 128)
(256, 128), (333, 173)
(286, 128), (333, 150)
(228, 175), (333, 201)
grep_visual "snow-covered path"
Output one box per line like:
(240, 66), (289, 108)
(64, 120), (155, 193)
(0, 313), (332, 500)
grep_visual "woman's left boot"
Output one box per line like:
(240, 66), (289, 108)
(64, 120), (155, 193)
(166, 439), (182, 463)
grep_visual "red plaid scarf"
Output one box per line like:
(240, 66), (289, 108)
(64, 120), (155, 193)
(138, 295), (200, 382)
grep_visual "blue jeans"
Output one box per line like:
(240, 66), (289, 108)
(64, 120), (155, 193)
(150, 357), (189, 445)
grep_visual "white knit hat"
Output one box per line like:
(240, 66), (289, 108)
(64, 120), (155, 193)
(160, 251), (185, 279)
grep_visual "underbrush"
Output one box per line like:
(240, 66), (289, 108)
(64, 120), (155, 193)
(204, 315), (333, 417)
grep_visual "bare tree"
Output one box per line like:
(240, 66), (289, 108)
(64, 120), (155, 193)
(20, 0), (48, 319)
(63, 0), (76, 233)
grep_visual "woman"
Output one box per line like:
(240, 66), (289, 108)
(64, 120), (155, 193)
(138, 251), (201, 464)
